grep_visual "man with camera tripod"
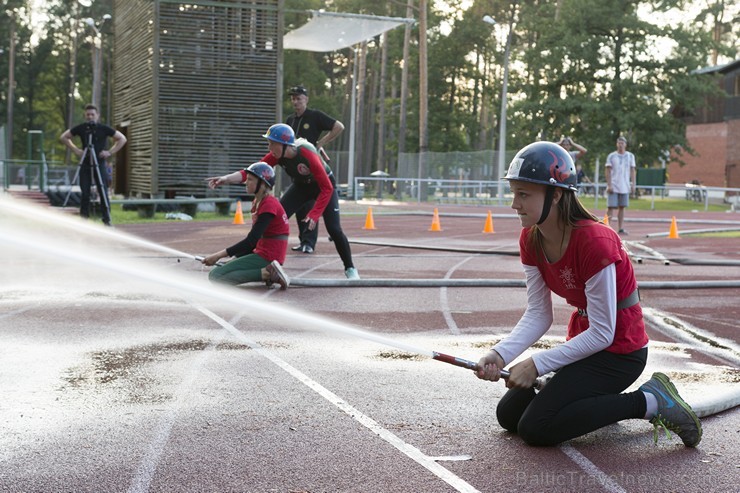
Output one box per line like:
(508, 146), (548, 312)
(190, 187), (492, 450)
(60, 104), (127, 226)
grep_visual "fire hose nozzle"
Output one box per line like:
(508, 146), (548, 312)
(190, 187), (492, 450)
(431, 351), (546, 390)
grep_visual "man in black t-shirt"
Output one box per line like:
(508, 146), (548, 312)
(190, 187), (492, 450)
(285, 85), (344, 253)
(60, 104), (127, 226)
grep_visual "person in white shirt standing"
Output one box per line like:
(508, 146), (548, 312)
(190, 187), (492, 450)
(605, 136), (636, 234)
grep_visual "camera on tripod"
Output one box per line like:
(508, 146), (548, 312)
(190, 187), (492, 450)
(83, 121), (98, 135)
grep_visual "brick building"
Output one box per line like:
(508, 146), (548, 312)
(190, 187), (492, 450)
(669, 59), (740, 192)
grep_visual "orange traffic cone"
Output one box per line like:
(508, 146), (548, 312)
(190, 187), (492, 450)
(232, 200), (245, 225)
(482, 210), (495, 234)
(668, 216), (680, 239)
(363, 207), (376, 230)
(429, 208), (442, 232)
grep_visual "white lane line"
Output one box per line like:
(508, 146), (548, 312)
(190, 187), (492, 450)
(440, 257), (476, 335)
(0, 305), (38, 320)
(127, 329), (226, 493)
(560, 444), (629, 493)
(194, 304), (481, 493)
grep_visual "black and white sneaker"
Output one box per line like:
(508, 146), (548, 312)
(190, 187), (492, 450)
(265, 261), (290, 290)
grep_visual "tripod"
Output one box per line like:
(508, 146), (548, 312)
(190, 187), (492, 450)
(63, 130), (112, 224)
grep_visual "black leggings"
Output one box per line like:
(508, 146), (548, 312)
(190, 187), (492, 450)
(497, 348), (648, 446)
(280, 178), (354, 270)
(294, 201), (318, 248)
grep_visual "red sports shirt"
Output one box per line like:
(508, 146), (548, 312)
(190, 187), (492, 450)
(252, 195), (289, 264)
(520, 220), (648, 354)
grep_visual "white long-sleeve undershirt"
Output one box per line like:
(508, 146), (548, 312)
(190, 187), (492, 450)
(492, 263), (618, 375)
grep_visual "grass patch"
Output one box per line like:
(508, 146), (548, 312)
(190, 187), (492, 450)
(686, 231), (740, 238)
(577, 196), (730, 212)
(107, 205), (238, 225)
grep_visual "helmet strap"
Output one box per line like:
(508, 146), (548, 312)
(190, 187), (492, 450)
(280, 144), (287, 159)
(536, 186), (556, 225)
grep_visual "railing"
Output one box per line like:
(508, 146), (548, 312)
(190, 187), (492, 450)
(352, 176), (740, 211)
(2, 159), (57, 191)
(5, 162), (104, 193)
(353, 176), (511, 205)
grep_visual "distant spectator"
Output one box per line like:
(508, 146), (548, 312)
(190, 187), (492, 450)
(15, 167), (26, 185)
(576, 164), (592, 194)
(605, 136), (636, 235)
(557, 136), (587, 163)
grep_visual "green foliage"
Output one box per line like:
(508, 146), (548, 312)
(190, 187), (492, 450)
(510, 0), (725, 175)
(2, 0), (736, 179)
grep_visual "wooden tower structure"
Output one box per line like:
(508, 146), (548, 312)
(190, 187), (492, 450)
(112, 0), (283, 197)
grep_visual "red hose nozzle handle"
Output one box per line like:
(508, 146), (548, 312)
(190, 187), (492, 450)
(431, 351), (546, 390)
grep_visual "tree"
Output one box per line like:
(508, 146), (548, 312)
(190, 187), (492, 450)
(510, 0), (719, 170)
(4, 0), (734, 179)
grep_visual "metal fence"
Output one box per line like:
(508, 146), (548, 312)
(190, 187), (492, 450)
(352, 175), (740, 212)
(5, 158), (739, 214)
(1, 159), (52, 191)
(328, 149), (518, 186)
(1, 159), (101, 192)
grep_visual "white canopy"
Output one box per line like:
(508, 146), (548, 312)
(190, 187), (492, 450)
(284, 11), (414, 52)
(283, 11), (414, 196)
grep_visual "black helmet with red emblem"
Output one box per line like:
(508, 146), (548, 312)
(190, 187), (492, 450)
(245, 162), (275, 189)
(505, 142), (578, 191)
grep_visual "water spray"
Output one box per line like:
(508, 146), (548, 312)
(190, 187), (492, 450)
(0, 196), (197, 261)
(0, 196), (536, 390)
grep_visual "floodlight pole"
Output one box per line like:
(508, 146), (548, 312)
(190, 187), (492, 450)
(497, 17), (514, 204)
(84, 15), (111, 113)
(6, 10), (16, 161)
(418, 0), (428, 202)
(348, 47), (358, 198)
(484, 13), (514, 204)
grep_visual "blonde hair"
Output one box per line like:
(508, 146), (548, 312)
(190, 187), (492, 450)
(249, 177), (273, 213)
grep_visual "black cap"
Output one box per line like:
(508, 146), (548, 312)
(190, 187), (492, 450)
(289, 85), (308, 96)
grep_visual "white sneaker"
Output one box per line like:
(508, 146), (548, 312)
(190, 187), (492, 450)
(345, 267), (360, 280)
(266, 261), (290, 290)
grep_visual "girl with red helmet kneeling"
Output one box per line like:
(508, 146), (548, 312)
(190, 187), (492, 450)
(202, 162), (290, 290)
